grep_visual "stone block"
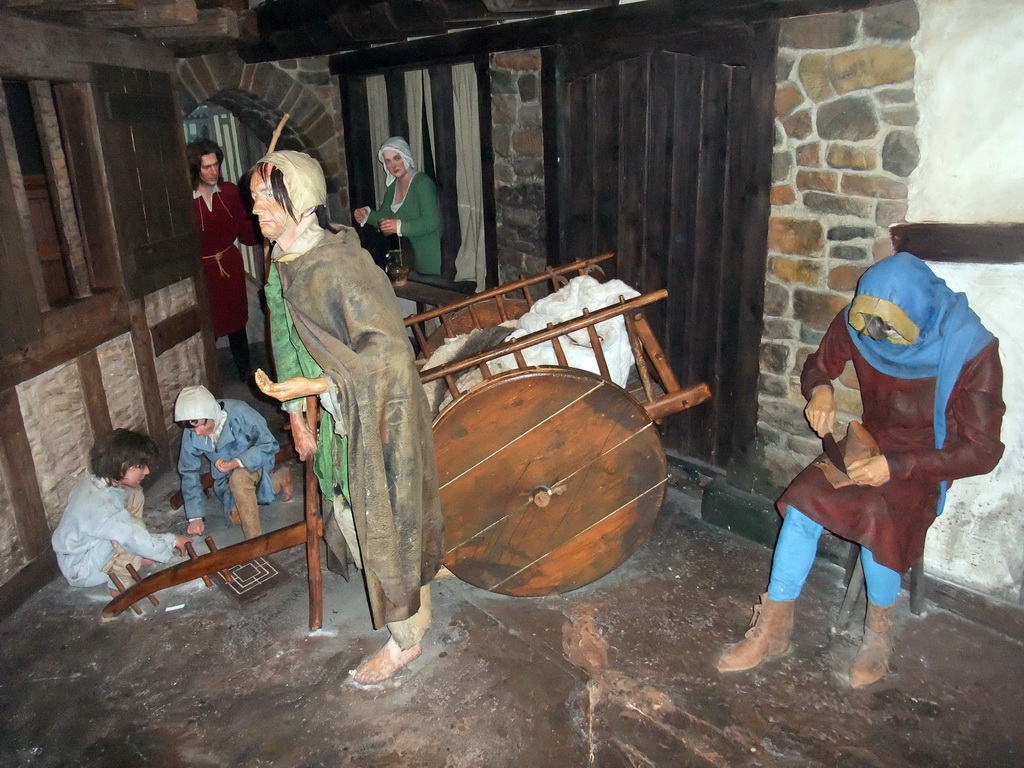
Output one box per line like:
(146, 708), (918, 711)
(828, 263), (866, 292)
(882, 130), (920, 177)
(763, 316), (798, 340)
(842, 174), (907, 200)
(760, 343), (790, 375)
(827, 225), (876, 241)
(875, 199), (908, 228)
(796, 142), (821, 168)
(518, 103), (542, 130)
(203, 52), (244, 92)
(863, 0), (920, 41)
(780, 13), (858, 49)
(511, 130), (543, 157)
(489, 67), (518, 95)
(830, 46), (916, 95)
(796, 169), (839, 193)
(793, 288), (848, 331)
(772, 150), (794, 183)
(758, 371), (791, 398)
(803, 191), (872, 218)
(775, 83), (804, 118)
(767, 216), (824, 256)
(770, 185), (796, 206)
(770, 254), (821, 285)
(511, 156), (544, 180)
(781, 109), (812, 140)
(517, 73), (539, 103)
(776, 51), (797, 81)
(882, 105), (918, 127)
(817, 96), (878, 141)
(491, 93), (517, 125)
(492, 49), (541, 72)
(876, 87), (914, 104)
(830, 244), (869, 262)
(797, 54), (835, 102)
(826, 143), (876, 171)
(762, 280), (790, 317)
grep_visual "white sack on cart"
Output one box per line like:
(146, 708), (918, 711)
(494, 275), (640, 387)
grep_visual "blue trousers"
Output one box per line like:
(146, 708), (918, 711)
(767, 506), (902, 607)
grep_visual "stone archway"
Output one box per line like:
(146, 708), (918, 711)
(176, 52), (349, 216)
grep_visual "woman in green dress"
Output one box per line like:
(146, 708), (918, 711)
(353, 136), (442, 275)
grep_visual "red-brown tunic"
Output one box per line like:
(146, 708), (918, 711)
(777, 311), (1005, 574)
(192, 181), (261, 337)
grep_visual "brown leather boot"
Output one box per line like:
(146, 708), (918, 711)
(849, 602), (895, 688)
(717, 593), (795, 673)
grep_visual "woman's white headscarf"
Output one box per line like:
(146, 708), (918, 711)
(377, 137), (416, 187)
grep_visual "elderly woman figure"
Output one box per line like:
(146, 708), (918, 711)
(353, 136), (442, 275)
(252, 150), (443, 686)
(716, 252), (1005, 688)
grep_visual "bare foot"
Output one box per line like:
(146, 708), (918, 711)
(141, 558), (155, 566)
(108, 588), (120, 599)
(352, 638), (422, 685)
(276, 468), (294, 501)
(230, 507), (241, 526)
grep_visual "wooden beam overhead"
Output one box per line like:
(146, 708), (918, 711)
(6, 0), (140, 9)
(137, 7), (237, 39)
(77, 0), (198, 29)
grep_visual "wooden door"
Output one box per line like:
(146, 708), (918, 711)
(550, 26), (776, 469)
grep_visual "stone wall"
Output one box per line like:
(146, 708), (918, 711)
(757, 1), (921, 487)
(176, 54), (349, 219)
(490, 49), (547, 283)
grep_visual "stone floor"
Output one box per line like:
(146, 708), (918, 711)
(1, 350), (1023, 768)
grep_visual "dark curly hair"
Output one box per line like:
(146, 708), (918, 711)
(90, 429), (159, 483)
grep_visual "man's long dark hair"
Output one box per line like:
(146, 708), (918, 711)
(186, 138), (223, 190)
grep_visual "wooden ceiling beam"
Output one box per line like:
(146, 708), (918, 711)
(137, 7), (238, 39)
(5, 0), (140, 9)
(77, 0), (198, 28)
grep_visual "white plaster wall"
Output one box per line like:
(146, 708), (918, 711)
(910, 0), (1024, 599)
(17, 364), (93, 530)
(911, 0), (1024, 222)
(98, 334), (148, 432)
(925, 264), (1024, 599)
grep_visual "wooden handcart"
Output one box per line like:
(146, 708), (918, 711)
(102, 254), (710, 621)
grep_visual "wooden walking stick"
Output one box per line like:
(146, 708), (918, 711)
(262, 112), (291, 282)
(304, 394), (323, 631)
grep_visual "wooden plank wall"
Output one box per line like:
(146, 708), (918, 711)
(551, 22), (778, 468)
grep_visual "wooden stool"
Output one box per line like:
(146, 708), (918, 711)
(832, 543), (925, 633)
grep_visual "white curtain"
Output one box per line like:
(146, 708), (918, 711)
(451, 62), (486, 287)
(405, 69), (429, 170)
(365, 75), (389, 204)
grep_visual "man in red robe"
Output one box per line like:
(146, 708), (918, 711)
(187, 139), (262, 381)
(717, 252), (1005, 687)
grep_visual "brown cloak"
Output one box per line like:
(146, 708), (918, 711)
(277, 226), (443, 628)
(778, 311), (1005, 574)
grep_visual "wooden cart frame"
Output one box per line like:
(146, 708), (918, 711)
(103, 254), (710, 620)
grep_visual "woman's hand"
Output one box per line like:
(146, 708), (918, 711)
(255, 368), (328, 402)
(380, 218), (399, 235)
(353, 207), (369, 225)
(804, 385), (836, 437)
(289, 412), (318, 462)
(846, 454), (890, 486)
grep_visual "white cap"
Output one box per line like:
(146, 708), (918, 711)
(174, 385), (220, 423)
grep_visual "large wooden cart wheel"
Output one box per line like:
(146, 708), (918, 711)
(433, 367), (667, 596)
